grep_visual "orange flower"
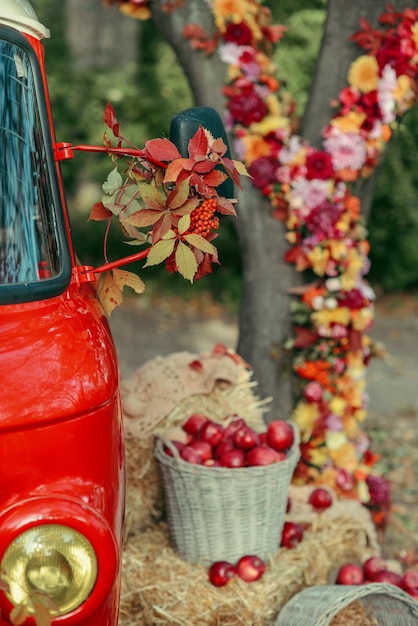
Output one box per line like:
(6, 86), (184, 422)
(301, 285), (326, 308)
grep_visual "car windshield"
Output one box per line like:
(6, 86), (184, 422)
(0, 34), (68, 292)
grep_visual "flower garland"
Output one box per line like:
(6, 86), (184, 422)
(105, 0), (418, 520)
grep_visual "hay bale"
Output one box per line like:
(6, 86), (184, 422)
(119, 501), (379, 626)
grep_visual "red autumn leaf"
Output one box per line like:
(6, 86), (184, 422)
(104, 102), (120, 137)
(216, 197), (237, 217)
(202, 169), (227, 188)
(349, 329), (363, 352)
(263, 24), (287, 44)
(183, 23), (219, 55)
(88, 201), (113, 221)
(188, 126), (209, 159)
(292, 326), (319, 349)
(145, 138), (182, 162)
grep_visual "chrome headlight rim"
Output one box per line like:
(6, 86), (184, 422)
(0, 497), (119, 624)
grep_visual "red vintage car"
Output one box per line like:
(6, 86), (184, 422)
(0, 2), (124, 624)
(0, 2), (235, 624)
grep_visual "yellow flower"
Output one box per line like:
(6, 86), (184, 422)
(412, 23), (418, 49)
(292, 401), (319, 441)
(119, 4), (151, 19)
(340, 249), (364, 290)
(329, 240), (348, 260)
(326, 431), (347, 451)
(307, 247), (330, 276)
(329, 396), (347, 417)
(250, 114), (289, 136)
(348, 55), (379, 93)
(241, 135), (271, 165)
(329, 441), (358, 471)
(311, 307), (351, 328)
(393, 74), (414, 103)
(331, 111), (366, 132)
(309, 446), (329, 467)
(213, 0), (250, 32)
(352, 307), (374, 331)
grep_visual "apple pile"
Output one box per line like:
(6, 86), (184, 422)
(208, 554), (266, 587)
(164, 414), (295, 467)
(335, 556), (418, 598)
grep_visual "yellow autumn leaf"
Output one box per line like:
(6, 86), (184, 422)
(175, 241), (198, 282)
(98, 272), (124, 317)
(112, 269), (145, 296)
(183, 233), (217, 254)
(10, 604), (29, 626)
(143, 235), (176, 268)
(178, 214), (191, 234)
(32, 598), (53, 626)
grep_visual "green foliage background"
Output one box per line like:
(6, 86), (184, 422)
(34, 0), (418, 299)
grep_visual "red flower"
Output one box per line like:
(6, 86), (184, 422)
(338, 289), (366, 309)
(224, 21), (253, 46)
(304, 202), (342, 238)
(305, 150), (334, 180)
(248, 156), (278, 189)
(227, 87), (268, 126)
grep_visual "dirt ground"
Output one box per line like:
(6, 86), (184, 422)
(109, 292), (418, 564)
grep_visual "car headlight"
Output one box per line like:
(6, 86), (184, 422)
(1, 524), (98, 617)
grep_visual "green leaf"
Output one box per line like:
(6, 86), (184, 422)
(183, 233), (216, 254)
(175, 241), (197, 282)
(102, 168), (123, 195)
(144, 237), (176, 268)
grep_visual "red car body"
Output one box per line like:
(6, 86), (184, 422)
(0, 2), (124, 624)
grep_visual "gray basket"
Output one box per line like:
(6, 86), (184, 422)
(275, 583), (418, 626)
(154, 423), (300, 564)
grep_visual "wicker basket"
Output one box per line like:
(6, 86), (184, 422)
(275, 583), (418, 626)
(154, 423), (300, 564)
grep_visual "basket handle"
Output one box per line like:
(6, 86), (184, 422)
(155, 434), (184, 464)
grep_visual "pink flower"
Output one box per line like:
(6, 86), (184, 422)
(323, 131), (367, 171)
(290, 179), (330, 216)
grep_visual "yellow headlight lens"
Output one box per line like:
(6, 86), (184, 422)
(1, 524), (98, 616)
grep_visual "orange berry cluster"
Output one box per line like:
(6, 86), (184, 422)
(188, 198), (220, 238)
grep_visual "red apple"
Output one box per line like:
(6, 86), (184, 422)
(236, 555), (266, 582)
(208, 561), (237, 587)
(180, 446), (203, 464)
(280, 521), (304, 549)
(246, 444), (285, 466)
(233, 426), (260, 451)
(219, 448), (246, 468)
(203, 459), (221, 467)
(163, 440), (185, 457)
(308, 488), (333, 511)
(200, 420), (225, 447)
(214, 439), (235, 460)
(182, 413), (208, 437)
(188, 440), (212, 462)
(336, 563), (364, 585)
(401, 569), (418, 594)
(372, 570), (402, 586)
(223, 417), (246, 438)
(266, 420), (294, 452)
(363, 556), (388, 581)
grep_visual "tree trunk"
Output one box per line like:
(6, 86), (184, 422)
(65, 0), (139, 70)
